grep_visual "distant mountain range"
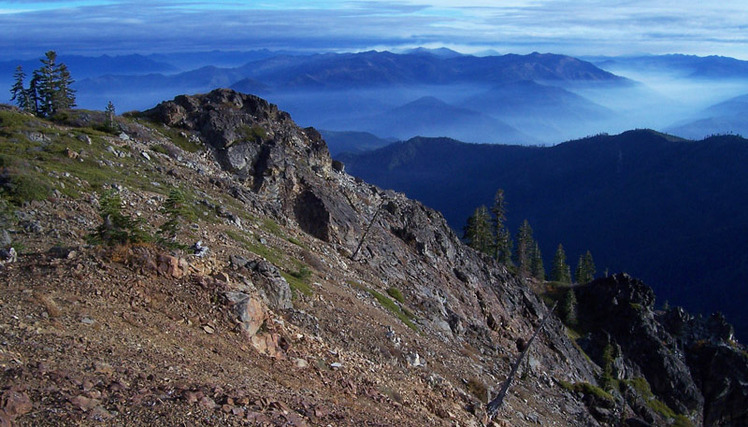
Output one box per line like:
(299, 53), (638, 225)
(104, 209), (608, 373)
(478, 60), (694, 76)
(667, 93), (748, 139)
(2, 49), (747, 143)
(338, 130), (748, 339)
(591, 54), (748, 79)
(320, 130), (395, 156)
(0, 54), (178, 79)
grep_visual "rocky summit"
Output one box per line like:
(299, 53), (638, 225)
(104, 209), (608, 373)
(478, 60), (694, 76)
(1, 89), (746, 426)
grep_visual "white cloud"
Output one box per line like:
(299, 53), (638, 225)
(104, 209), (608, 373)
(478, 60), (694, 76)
(0, 0), (746, 58)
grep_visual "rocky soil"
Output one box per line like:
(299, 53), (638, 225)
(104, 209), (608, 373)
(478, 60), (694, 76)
(1, 90), (746, 426)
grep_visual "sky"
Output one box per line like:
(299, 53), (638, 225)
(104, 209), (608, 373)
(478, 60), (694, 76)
(1, 0), (747, 59)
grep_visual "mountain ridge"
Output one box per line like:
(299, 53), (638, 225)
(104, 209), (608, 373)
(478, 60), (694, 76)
(0, 90), (746, 425)
(339, 130), (748, 341)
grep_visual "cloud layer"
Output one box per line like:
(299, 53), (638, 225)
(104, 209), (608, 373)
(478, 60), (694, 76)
(1, 0), (747, 58)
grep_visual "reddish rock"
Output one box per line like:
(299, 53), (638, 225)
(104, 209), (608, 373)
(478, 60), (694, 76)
(1, 389), (32, 418)
(157, 254), (187, 278)
(251, 333), (285, 359)
(70, 394), (100, 412)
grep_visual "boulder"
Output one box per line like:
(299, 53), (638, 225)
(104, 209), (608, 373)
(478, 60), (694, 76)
(225, 291), (267, 338)
(157, 254), (188, 278)
(247, 259), (292, 310)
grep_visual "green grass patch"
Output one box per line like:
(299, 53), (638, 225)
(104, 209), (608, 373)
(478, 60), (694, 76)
(281, 270), (314, 299)
(0, 167), (52, 205)
(261, 218), (283, 237)
(151, 144), (169, 155)
(226, 230), (282, 265)
(386, 286), (405, 303)
(367, 288), (418, 331)
(286, 236), (305, 247)
(238, 124), (267, 144)
(622, 377), (692, 425)
(0, 110), (38, 135)
(558, 380), (615, 403)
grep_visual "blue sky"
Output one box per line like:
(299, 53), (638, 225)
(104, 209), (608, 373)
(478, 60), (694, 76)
(1, 0), (747, 58)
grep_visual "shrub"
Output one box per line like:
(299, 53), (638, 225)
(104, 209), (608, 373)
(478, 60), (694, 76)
(157, 189), (195, 246)
(239, 124), (267, 143)
(0, 157), (51, 205)
(93, 190), (150, 245)
(466, 377), (488, 403)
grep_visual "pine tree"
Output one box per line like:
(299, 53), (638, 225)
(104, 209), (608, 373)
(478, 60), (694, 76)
(497, 228), (513, 265)
(105, 101), (116, 131)
(575, 250), (596, 284)
(52, 62), (76, 112)
(490, 189), (509, 261)
(550, 244), (572, 283)
(33, 51), (58, 117)
(464, 205), (493, 255)
(12, 51), (76, 118)
(514, 219), (534, 275)
(96, 190), (142, 245)
(9, 66), (31, 112)
(158, 189), (192, 243)
(560, 287), (578, 327)
(530, 241), (545, 280)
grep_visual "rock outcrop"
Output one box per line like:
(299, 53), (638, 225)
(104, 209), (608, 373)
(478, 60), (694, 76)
(575, 273), (748, 425)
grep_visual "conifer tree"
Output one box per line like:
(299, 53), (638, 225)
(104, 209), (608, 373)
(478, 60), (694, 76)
(9, 66), (31, 112)
(490, 189), (509, 261)
(53, 62), (76, 112)
(158, 189), (192, 243)
(497, 228), (513, 265)
(514, 219), (534, 275)
(10, 51), (76, 117)
(575, 250), (596, 284)
(95, 190), (145, 245)
(550, 244), (572, 283)
(530, 241), (545, 280)
(105, 101), (116, 131)
(560, 287), (578, 327)
(32, 51), (57, 117)
(464, 205), (493, 255)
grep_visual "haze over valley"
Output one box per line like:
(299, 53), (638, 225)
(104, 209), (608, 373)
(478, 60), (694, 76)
(3, 49), (748, 145)
(2, 2), (748, 425)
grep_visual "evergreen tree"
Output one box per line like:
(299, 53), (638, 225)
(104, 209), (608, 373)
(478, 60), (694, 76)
(158, 189), (193, 243)
(10, 51), (76, 118)
(560, 287), (578, 327)
(105, 101), (116, 131)
(95, 190), (144, 245)
(9, 66), (31, 112)
(463, 205), (493, 255)
(530, 241), (545, 280)
(52, 62), (76, 112)
(550, 244), (572, 283)
(514, 219), (534, 275)
(490, 189), (509, 261)
(575, 250), (596, 284)
(497, 228), (513, 265)
(32, 51), (58, 117)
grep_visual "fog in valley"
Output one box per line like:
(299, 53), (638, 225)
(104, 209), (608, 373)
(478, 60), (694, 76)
(2, 51), (747, 146)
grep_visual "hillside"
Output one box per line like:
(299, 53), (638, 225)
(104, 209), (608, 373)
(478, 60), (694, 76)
(1, 91), (746, 426)
(339, 132), (748, 341)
